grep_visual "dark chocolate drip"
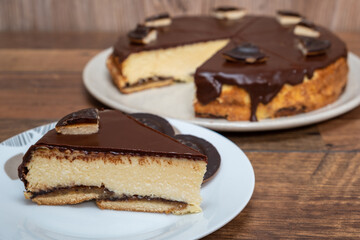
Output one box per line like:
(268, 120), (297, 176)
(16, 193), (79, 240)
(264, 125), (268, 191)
(112, 15), (347, 121)
(195, 17), (347, 121)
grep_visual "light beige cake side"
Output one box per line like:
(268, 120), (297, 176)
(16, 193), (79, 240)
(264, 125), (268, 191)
(107, 39), (229, 93)
(23, 147), (207, 214)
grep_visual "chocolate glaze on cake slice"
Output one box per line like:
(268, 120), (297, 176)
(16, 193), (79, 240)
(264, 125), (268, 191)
(18, 109), (207, 214)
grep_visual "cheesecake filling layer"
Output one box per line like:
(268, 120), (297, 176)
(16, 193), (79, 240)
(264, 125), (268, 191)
(24, 148), (207, 207)
(120, 39), (229, 85)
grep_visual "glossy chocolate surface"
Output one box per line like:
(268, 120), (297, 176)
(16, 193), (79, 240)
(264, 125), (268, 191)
(130, 112), (175, 137)
(18, 110), (207, 182)
(56, 108), (98, 127)
(34, 110), (205, 159)
(112, 15), (347, 121)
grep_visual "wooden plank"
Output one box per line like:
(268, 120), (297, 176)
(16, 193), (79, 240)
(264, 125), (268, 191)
(319, 119), (360, 151)
(224, 125), (327, 151)
(0, 119), (52, 143)
(0, 49), (99, 72)
(0, 72), (106, 121)
(0, 32), (118, 49)
(337, 32), (360, 56)
(203, 151), (360, 239)
(0, 0), (359, 33)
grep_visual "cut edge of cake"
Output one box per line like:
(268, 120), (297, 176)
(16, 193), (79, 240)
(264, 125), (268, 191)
(19, 109), (208, 214)
(107, 39), (229, 93)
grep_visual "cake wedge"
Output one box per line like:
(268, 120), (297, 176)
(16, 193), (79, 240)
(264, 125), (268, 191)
(18, 109), (207, 214)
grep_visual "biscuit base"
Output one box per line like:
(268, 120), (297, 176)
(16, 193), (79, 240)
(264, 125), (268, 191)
(96, 199), (200, 214)
(25, 187), (200, 215)
(194, 57), (348, 121)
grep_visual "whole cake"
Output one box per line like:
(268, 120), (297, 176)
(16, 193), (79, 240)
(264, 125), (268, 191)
(107, 8), (348, 121)
(18, 109), (208, 214)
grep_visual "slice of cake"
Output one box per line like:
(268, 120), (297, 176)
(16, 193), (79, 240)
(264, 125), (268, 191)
(18, 109), (207, 214)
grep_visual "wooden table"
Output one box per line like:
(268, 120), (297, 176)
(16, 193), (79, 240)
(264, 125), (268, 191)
(1, 32), (360, 239)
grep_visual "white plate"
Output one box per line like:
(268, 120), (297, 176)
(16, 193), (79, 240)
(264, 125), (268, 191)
(0, 120), (255, 240)
(83, 48), (360, 131)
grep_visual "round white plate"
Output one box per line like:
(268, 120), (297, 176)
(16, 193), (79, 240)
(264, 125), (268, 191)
(83, 48), (360, 131)
(0, 120), (255, 240)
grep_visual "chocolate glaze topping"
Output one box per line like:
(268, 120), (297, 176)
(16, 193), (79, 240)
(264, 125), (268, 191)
(195, 17), (346, 121)
(130, 112), (175, 137)
(19, 110), (206, 183)
(112, 15), (347, 121)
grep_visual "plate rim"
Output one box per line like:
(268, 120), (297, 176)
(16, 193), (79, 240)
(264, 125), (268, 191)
(83, 48), (360, 131)
(0, 119), (255, 240)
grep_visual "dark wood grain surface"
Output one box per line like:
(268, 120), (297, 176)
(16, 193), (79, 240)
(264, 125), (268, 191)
(1, 0), (360, 32)
(1, 32), (360, 239)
